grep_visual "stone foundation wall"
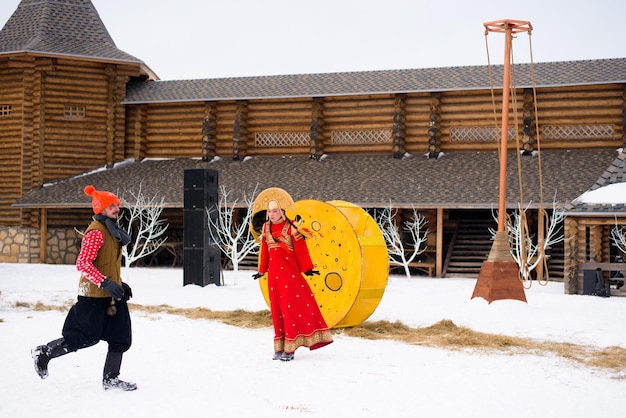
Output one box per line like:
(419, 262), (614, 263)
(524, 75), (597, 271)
(0, 226), (81, 264)
(46, 228), (82, 264)
(0, 226), (39, 263)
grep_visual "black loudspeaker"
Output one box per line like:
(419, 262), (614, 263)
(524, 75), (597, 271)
(583, 269), (597, 295)
(183, 246), (222, 287)
(183, 169), (222, 286)
(183, 211), (205, 248)
(582, 268), (610, 296)
(184, 169), (219, 211)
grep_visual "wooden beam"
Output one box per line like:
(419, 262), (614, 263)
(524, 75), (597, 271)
(40, 208), (47, 262)
(436, 207), (443, 277)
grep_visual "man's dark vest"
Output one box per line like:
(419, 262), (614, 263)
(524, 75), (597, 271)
(77, 220), (122, 298)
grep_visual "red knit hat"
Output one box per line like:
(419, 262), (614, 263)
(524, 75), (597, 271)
(84, 185), (121, 214)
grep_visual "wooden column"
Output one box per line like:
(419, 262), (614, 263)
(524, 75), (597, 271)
(39, 208), (47, 262)
(563, 217), (579, 294)
(575, 220), (588, 294)
(22, 59), (37, 227)
(202, 102), (217, 161)
(130, 105), (147, 161)
(105, 64), (117, 167)
(392, 93), (407, 159)
(427, 93), (441, 158)
(589, 225), (603, 262)
(309, 97), (325, 159)
(34, 68), (45, 189)
(622, 87), (626, 149)
(233, 100), (248, 160)
(436, 207), (443, 277)
(521, 88), (535, 153)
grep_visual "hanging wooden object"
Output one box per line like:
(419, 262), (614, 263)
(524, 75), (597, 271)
(472, 19), (532, 303)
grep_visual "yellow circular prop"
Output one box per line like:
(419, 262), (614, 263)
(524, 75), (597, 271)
(293, 199), (363, 328)
(252, 190), (388, 329)
(327, 200), (389, 328)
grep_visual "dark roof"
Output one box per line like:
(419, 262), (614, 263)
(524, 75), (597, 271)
(122, 58), (626, 104)
(0, 0), (151, 71)
(13, 149), (618, 211)
(566, 151), (626, 216)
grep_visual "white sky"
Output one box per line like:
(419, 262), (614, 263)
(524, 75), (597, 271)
(2, 0), (626, 80)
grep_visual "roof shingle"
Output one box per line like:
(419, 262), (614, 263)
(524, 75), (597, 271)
(122, 59), (626, 104)
(13, 150), (618, 211)
(0, 0), (144, 65)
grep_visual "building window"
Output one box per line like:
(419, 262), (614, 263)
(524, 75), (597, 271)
(542, 125), (614, 140)
(331, 130), (392, 145)
(451, 125), (615, 141)
(255, 132), (309, 147)
(0, 105), (12, 116)
(64, 105), (85, 118)
(450, 126), (516, 142)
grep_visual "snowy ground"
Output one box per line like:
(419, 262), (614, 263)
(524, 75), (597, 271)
(1, 263), (625, 418)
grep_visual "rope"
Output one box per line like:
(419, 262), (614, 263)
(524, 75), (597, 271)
(484, 32), (501, 158)
(508, 39), (532, 286)
(528, 33), (550, 286)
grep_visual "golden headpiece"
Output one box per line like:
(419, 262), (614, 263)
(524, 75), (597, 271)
(250, 187), (296, 241)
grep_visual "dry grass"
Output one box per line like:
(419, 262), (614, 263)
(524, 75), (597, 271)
(13, 301), (626, 376)
(340, 319), (626, 376)
(133, 304), (273, 328)
(18, 300), (73, 312)
(343, 319), (535, 349)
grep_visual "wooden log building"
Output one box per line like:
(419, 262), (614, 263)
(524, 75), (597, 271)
(1, 0), (626, 294)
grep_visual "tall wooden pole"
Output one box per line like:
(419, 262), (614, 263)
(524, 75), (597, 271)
(496, 26), (512, 232)
(472, 19), (532, 303)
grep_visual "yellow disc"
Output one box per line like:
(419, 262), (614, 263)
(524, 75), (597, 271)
(328, 200), (389, 328)
(257, 199), (361, 328)
(256, 199), (389, 329)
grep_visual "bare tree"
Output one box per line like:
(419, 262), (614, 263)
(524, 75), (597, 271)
(374, 203), (428, 278)
(610, 222), (626, 257)
(206, 185), (259, 285)
(119, 184), (169, 270)
(492, 199), (565, 284)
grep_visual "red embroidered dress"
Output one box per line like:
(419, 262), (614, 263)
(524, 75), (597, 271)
(259, 220), (333, 354)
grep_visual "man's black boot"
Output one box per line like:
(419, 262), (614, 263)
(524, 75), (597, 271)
(102, 351), (137, 391)
(31, 338), (70, 379)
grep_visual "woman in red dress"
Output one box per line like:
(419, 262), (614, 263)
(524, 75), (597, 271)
(256, 199), (333, 361)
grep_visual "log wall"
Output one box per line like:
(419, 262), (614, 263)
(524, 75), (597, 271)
(134, 101), (240, 160)
(134, 95), (403, 160)
(438, 89), (521, 151)
(0, 65), (24, 225)
(564, 216), (626, 294)
(404, 93), (434, 155)
(126, 85), (625, 162)
(437, 85), (624, 152)
(37, 59), (136, 177)
(214, 102), (237, 157)
(322, 94), (396, 154)
(140, 102), (206, 158)
(0, 56), (139, 227)
(246, 98), (313, 156)
(534, 84), (624, 149)
(125, 104), (147, 160)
